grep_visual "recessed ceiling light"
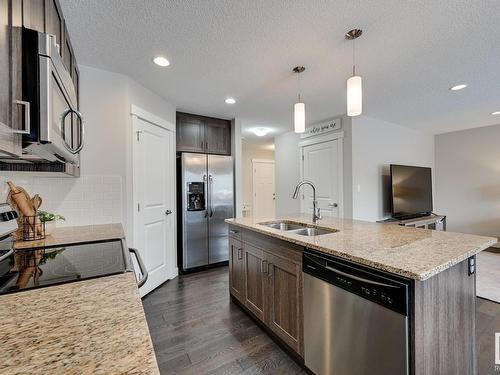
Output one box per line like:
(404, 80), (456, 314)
(225, 98), (236, 104)
(449, 84), (467, 91)
(252, 127), (270, 137)
(492, 111), (500, 116)
(153, 56), (170, 67)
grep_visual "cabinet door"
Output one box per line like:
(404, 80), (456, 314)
(244, 243), (266, 321)
(71, 62), (79, 108)
(45, 0), (63, 52)
(22, 0), (45, 32)
(229, 237), (245, 303)
(0, 0), (21, 156)
(62, 24), (73, 73)
(205, 118), (231, 155)
(176, 113), (205, 153)
(265, 251), (303, 355)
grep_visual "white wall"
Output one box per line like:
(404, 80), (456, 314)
(351, 116), (435, 221)
(241, 141), (275, 217)
(1, 65), (176, 240)
(274, 130), (301, 216)
(435, 123), (500, 240)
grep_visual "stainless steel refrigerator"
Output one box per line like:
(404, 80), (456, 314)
(179, 153), (234, 270)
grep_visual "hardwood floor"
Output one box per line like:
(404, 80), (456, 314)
(143, 266), (500, 375)
(142, 267), (305, 374)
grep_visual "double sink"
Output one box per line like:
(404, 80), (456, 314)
(259, 221), (338, 236)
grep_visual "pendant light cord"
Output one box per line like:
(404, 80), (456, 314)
(352, 38), (356, 76)
(297, 72), (301, 102)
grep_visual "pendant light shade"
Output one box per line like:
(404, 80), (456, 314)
(347, 75), (362, 117)
(345, 29), (363, 117)
(294, 102), (306, 133)
(292, 66), (306, 133)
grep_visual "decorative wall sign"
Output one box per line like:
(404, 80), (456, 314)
(300, 118), (342, 139)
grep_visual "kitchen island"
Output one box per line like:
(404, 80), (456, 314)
(226, 215), (496, 375)
(0, 224), (159, 375)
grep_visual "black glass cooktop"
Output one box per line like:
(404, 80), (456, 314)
(0, 240), (130, 295)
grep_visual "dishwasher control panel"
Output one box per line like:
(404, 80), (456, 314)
(303, 249), (410, 316)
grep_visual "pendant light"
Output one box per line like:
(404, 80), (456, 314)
(293, 66), (306, 133)
(345, 29), (363, 117)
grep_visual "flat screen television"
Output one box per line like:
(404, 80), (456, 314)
(390, 164), (433, 219)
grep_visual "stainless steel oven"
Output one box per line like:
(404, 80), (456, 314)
(17, 28), (83, 168)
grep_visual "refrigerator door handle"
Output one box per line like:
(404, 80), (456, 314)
(203, 174), (208, 218)
(209, 174), (214, 217)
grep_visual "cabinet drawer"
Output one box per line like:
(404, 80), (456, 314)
(228, 225), (242, 241)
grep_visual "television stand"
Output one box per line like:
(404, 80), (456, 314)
(378, 214), (446, 231)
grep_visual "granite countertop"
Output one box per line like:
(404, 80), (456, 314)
(226, 214), (497, 281)
(14, 223), (125, 250)
(2, 223), (160, 374)
(0, 273), (159, 374)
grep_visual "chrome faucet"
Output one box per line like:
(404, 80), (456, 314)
(292, 180), (322, 223)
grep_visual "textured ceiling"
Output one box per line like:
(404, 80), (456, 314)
(60, 0), (500, 136)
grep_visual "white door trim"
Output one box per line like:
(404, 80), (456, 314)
(131, 105), (175, 132)
(299, 135), (344, 218)
(298, 130), (344, 148)
(252, 159), (275, 220)
(131, 105), (177, 295)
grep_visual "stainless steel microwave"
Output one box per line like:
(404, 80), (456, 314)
(17, 28), (84, 167)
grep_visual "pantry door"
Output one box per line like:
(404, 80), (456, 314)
(132, 106), (177, 297)
(301, 139), (343, 217)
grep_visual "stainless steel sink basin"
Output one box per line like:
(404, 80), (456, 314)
(261, 222), (305, 231)
(289, 227), (337, 236)
(258, 221), (337, 236)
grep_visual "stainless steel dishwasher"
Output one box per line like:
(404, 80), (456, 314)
(303, 249), (410, 375)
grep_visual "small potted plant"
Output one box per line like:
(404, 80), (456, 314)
(38, 211), (66, 236)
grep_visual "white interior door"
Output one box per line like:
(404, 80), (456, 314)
(301, 139), (342, 217)
(133, 113), (176, 297)
(252, 160), (276, 220)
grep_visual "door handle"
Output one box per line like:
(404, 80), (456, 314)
(209, 175), (214, 217)
(12, 100), (30, 134)
(203, 174), (208, 218)
(329, 203), (338, 208)
(165, 210), (172, 215)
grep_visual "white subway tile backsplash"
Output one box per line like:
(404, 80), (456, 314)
(0, 175), (123, 227)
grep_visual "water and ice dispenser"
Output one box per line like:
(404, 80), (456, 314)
(186, 182), (205, 211)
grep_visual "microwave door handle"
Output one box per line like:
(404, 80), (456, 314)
(72, 109), (85, 153)
(60, 108), (85, 154)
(12, 100), (30, 134)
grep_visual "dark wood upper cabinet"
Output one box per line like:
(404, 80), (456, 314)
(205, 118), (231, 155)
(21, 0), (45, 32)
(176, 112), (231, 155)
(45, 0), (63, 52)
(62, 24), (72, 73)
(176, 113), (205, 153)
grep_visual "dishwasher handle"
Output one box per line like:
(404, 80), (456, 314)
(304, 253), (397, 289)
(129, 248), (148, 288)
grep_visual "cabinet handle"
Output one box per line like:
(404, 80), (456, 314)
(237, 248), (243, 260)
(12, 100), (30, 134)
(229, 229), (239, 234)
(261, 260), (269, 274)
